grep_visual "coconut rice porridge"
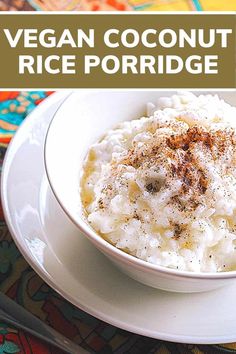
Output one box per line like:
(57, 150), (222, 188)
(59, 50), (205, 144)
(81, 92), (236, 272)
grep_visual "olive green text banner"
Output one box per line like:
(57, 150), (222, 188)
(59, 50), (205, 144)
(0, 13), (235, 88)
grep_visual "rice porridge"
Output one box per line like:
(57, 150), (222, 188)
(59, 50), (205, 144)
(81, 92), (236, 272)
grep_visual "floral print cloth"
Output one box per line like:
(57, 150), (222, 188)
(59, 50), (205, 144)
(0, 0), (236, 12)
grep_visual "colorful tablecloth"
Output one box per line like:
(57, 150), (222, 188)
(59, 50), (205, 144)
(0, 0), (236, 11)
(1, 93), (236, 354)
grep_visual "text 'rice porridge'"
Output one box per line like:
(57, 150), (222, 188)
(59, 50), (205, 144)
(81, 92), (236, 272)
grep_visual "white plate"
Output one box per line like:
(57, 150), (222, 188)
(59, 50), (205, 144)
(2, 91), (236, 344)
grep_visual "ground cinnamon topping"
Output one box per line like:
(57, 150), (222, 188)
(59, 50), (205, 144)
(114, 125), (236, 211)
(173, 223), (186, 240)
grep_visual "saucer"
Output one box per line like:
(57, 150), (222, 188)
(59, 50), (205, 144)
(2, 91), (236, 344)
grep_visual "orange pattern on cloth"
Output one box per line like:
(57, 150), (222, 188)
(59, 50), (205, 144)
(27, 0), (236, 11)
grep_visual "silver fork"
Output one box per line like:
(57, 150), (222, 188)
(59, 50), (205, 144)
(0, 292), (89, 354)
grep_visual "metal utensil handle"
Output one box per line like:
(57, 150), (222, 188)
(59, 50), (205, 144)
(0, 292), (89, 354)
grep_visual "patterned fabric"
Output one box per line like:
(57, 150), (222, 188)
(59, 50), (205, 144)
(0, 0), (33, 11)
(0, 92), (53, 146)
(0, 0), (236, 11)
(1, 93), (236, 353)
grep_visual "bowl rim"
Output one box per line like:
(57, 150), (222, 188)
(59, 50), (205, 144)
(44, 90), (236, 281)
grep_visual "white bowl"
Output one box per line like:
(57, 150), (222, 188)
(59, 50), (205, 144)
(44, 90), (236, 293)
